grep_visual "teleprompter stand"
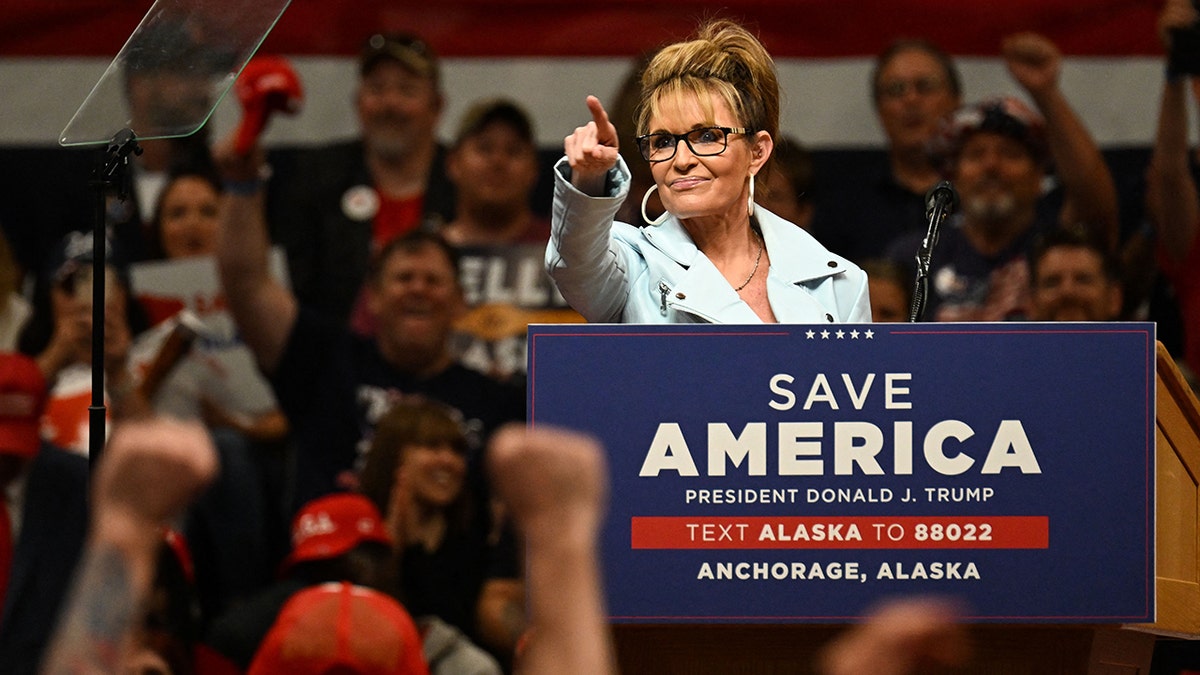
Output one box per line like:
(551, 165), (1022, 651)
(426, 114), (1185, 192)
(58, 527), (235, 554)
(85, 129), (142, 459)
(59, 0), (291, 460)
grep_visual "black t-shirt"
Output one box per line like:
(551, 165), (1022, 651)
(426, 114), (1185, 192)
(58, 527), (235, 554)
(399, 520), (519, 642)
(884, 198), (1062, 322)
(264, 141), (457, 327)
(203, 578), (308, 668)
(271, 307), (525, 514)
(811, 160), (927, 264)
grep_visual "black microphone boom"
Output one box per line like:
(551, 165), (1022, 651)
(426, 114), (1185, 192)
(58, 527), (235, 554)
(909, 180), (958, 322)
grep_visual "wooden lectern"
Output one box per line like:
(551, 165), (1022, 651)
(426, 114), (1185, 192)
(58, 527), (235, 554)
(611, 342), (1200, 674)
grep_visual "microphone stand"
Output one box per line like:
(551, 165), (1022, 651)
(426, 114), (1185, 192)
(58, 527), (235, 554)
(909, 181), (957, 322)
(87, 127), (142, 462)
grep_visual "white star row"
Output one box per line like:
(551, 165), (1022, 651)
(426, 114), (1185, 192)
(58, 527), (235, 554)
(804, 329), (875, 340)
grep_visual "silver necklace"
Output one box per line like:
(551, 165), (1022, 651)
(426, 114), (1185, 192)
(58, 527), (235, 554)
(734, 230), (764, 292)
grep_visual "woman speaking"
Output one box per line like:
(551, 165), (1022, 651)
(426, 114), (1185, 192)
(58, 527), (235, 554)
(546, 20), (870, 324)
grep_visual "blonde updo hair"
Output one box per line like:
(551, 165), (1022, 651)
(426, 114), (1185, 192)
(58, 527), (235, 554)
(635, 20), (780, 144)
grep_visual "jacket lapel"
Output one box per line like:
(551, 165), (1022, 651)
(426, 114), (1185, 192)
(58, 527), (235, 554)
(642, 209), (849, 323)
(642, 221), (760, 322)
(756, 209), (850, 323)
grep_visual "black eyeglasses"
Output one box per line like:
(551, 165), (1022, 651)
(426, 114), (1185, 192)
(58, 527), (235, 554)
(635, 126), (749, 162)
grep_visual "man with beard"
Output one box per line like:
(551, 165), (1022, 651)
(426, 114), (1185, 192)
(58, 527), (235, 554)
(885, 33), (1118, 322)
(1027, 228), (1122, 322)
(266, 33), (456, 333)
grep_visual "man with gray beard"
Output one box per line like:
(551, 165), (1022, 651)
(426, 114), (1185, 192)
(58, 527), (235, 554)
(266, 33), (456, 332)
(885, 32), (1117, 322)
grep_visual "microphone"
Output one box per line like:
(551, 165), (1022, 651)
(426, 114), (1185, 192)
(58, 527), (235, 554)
(909, 180), (958, 322)
(925, 180), (958, 219)
(920, 180), (957, 250)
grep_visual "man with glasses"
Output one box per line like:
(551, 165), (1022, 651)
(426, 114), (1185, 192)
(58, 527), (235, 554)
(266, 32), (456, 334)
(811, 38), (963, 263)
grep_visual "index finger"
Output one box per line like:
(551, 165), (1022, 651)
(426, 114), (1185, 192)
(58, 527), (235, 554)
(586, 95), (610, 128)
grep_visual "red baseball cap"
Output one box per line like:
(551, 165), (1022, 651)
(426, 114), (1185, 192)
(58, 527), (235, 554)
(248, 582), (430, 675)
(281, 493), (393, 573)
(0, 353), (47, 458)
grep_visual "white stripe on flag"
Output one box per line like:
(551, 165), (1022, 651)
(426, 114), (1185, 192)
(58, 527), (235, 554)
(0, 56), (1166, 148)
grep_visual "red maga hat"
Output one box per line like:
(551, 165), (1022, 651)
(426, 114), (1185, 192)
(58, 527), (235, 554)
(0, 353), (47, 458)
(281, 493), (393, 573)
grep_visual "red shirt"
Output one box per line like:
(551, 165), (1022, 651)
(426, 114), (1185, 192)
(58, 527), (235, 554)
(350, 191), (426, 337)
(372, 192), (425, 250)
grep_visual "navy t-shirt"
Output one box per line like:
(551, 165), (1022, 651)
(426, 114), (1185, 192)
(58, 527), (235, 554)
(270, 307), (525, 514)
(812, 160), (927, 264)
(884, 195), (1062, 322)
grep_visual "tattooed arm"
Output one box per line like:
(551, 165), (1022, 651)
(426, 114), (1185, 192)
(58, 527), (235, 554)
(41, 419), (217, 675)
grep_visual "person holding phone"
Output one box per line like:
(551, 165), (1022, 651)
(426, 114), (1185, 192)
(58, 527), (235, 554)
(546, 19), (870, 325)
(17, 234), (152, 453)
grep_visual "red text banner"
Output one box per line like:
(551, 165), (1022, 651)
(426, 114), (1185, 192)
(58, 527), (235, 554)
(631, 516), (1050, 550)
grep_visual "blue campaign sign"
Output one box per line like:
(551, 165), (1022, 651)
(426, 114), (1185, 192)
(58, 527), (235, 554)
(527, 322), (1156, 623)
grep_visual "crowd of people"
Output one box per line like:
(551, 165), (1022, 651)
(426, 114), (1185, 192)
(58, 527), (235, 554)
(0, 1), (1198, 672)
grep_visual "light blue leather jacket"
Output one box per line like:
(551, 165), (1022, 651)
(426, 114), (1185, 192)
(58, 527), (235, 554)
(545, 156), (872, 324)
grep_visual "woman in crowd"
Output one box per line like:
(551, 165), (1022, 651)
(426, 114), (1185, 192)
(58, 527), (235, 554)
(137, 167), (287, 442)
(139, 168), (290, 620)
(146, 170), (224, 261)
(359, 399), (524, 667)
(546, 19), (870, 324)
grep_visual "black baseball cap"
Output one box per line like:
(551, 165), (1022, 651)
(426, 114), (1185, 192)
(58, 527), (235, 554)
(359, 32), (439, 86)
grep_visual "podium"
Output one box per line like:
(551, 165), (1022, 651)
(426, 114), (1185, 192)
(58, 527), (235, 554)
(528, 325), (1198, 674)
(609, 342), (1200, 674)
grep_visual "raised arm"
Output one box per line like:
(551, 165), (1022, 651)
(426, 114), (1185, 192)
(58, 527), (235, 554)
(1003, 32), (1119, 250)
(213, 140), (297, 374)
(566, 96), (622, 196)
(41, 418), (217, 674)
(1147, 0), (1200, 264)
(547, 96), (637, 322)
(487, 425), (617, 675)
